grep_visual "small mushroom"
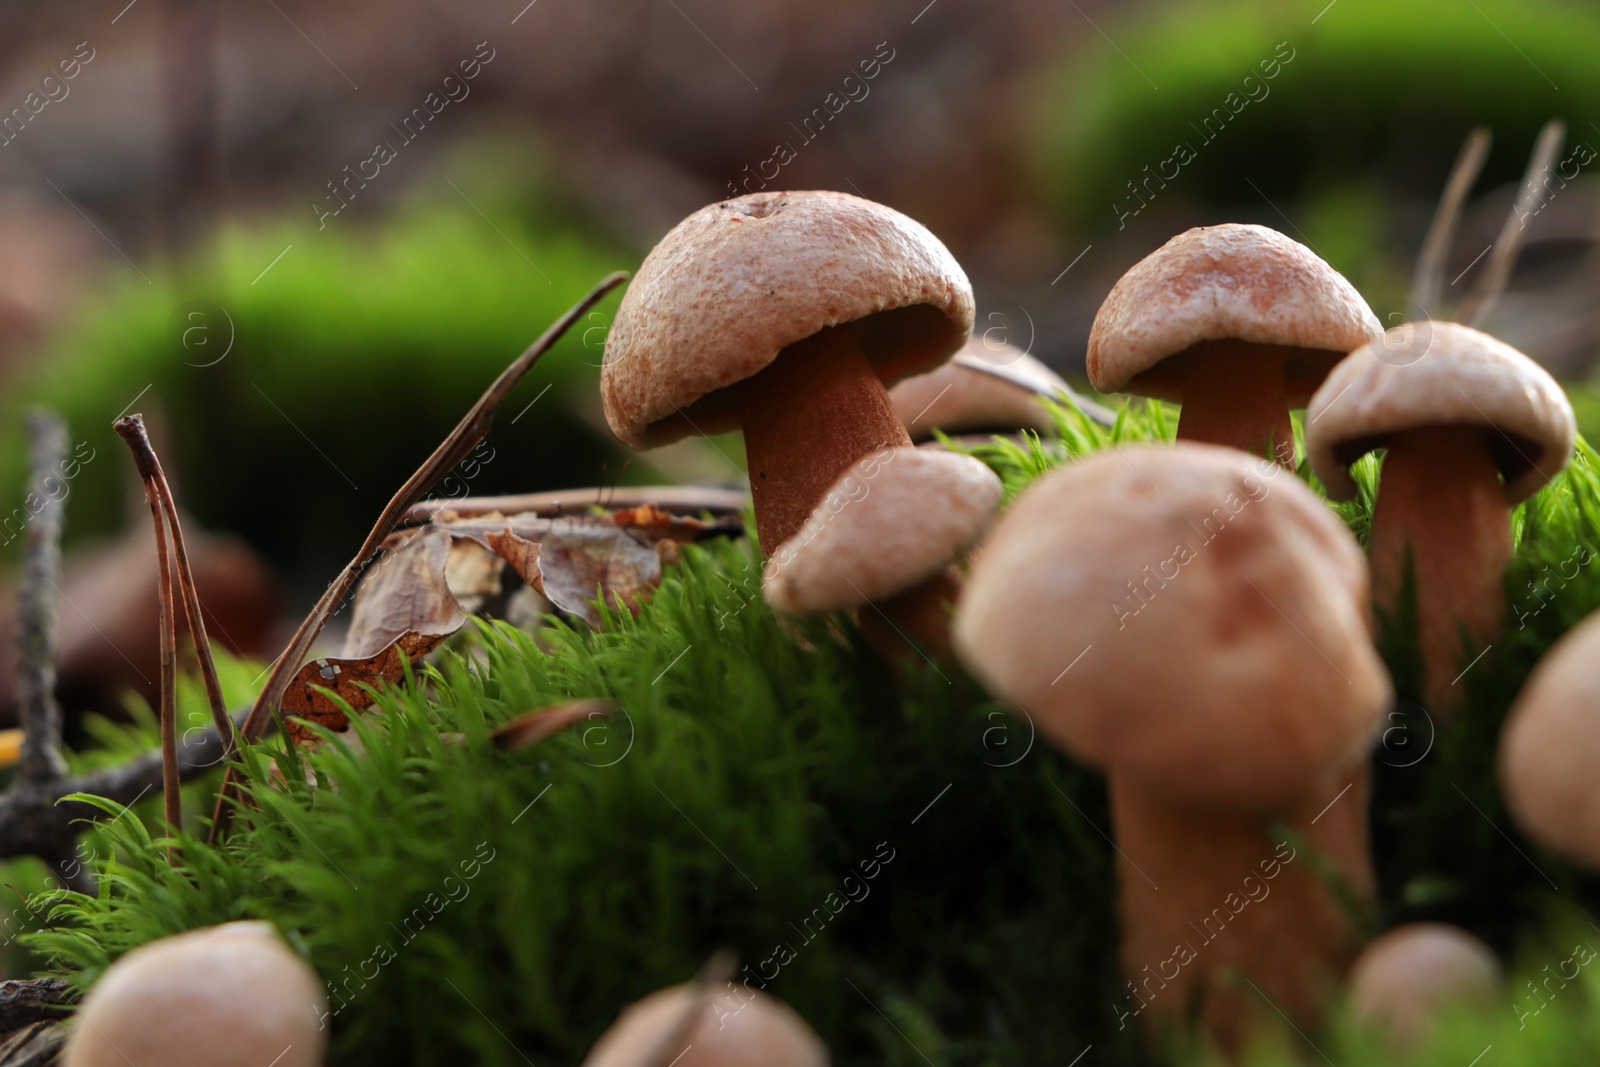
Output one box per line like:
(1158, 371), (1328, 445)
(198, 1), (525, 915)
(603, 191), (973, 554)
(582, 982), (827, 1067)
(1087, 224), (1380, 463)
(63, 921), (327, 1067)
(1499, 606), (1600, 866)
(1307, 321), (1575, 716)
(764, 447), (1001, 659)
(889, 337), (1113, 440)
(953, 443), (1390, 1052)
(1347, 923), (1501, 1055)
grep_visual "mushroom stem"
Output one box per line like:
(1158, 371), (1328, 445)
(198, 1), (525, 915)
(1172, 342), (1297, 466)
(739, 326), (913, 553)
(1368, 426), (1511, 716)
(1110, 769), (1373, 1054)
(857, 567), (961, 664)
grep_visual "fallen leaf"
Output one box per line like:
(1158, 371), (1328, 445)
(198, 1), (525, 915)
(281, 631), (449, 746)
(492, 698), (613, 752)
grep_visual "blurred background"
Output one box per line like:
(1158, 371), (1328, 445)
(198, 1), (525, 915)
(1, 0), (1598, 724)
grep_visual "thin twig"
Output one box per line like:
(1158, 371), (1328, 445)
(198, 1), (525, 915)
(402, 485), (750, 524)
(212, 272), (627, 839)
(1411, 126), (1491, 315)
(113, 417), (182, 849)
(15, 412), (70, 784)
(1458, 119), (1565, 327)
(112, 416), (236, 758)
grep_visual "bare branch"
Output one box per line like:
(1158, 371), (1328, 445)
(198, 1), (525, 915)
(15, 412), (70, 784)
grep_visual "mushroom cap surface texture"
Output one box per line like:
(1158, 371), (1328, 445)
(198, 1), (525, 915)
(1086, 223), (1380, 400)
(63, 921), (327, 1067)
(1306, 321), (1575, 503)
(890, 338), (1067, 438)
(1500, 607), (1600, 867)
(1348, 923), (1502, 1050)
(953, 443), (1389, 809)
(602, 190), (974, 448)
(764, 447), (1001, 614)
(582, 983), (828, 1067)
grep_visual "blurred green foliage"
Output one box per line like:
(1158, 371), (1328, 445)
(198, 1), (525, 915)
(1, 174), (629, 589)
(1035, 0), (1600, 296)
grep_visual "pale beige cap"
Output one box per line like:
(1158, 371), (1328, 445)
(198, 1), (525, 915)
(1306, 321), (1575, 503)
(1500, 606), (1600, 866)
(583, 983), (827, 1067)
(890, 337), (1112, 438)
(603, 191), (974, 448)
(953, 443), (1389, 809)
(1348, 923), (1501, 1051)
(1086, 223), (1380, 401)
(64, 921), (327, 1067)
(764, 447), (1001, 614)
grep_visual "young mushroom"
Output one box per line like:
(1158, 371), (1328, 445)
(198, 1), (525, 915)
(953, 443), (1391, 1052)
(763, 447), (1002, 660)
(1306, 321), (1575, 717)
(582, 982), (827, 1067)
(1347, 923), (1502, 1055)
(1087, 224), (1381, 464)
(1499, 606), (1600, 867)
(602, 190), (973, 554)
(889, 336), (1113, 440)
(63, 921), (327, 1067)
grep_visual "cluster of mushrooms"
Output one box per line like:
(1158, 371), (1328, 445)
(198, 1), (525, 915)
(59, 190), (1598, 1065)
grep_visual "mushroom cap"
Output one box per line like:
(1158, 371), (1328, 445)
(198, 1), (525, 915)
(1306, 321), (1575, 503)
(63, 921), (327, 1067)
(1500, 606), (1600, 867)
(953, 443), (1389, 809)
(1086, 223), (1381, 401)
(764, 447), (1001, 614)
(1348, 923), (1501, 1051)
(890, 338), (1067, 438)
(603, 191), (974, 448)
(583, 983), (828, 1067)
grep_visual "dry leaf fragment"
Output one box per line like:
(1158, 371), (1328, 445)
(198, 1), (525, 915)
(491, 698), (613, 752)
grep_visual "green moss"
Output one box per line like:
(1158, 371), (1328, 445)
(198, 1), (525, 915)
(21, 397), (1600, 1065)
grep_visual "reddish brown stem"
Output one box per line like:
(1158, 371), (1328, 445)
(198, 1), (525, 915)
(1110, 769), (1373, 1055)
(739, 326), (912, 553)
(115, 419), (183, 854)
(1368, 426), (1511, 716)
(857, 567), (961, 666)
(1171, 342), (1296, 467)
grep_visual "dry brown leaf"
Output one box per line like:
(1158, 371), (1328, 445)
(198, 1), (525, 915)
(281, 631), (450, 746)
(491, 698), (613, 752)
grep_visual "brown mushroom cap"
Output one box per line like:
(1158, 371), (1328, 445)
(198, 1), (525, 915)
(1348, 923), (1501, 1051)
(1306, 321), (1575, 503)
(63, 921), (327, 1067)
(582, 983), (827, 1067)
(602, 191), (974, 448)
(1500, 607), (1600, 866)
(764, 447), (1001, 614)
(953, 443), (1389, 809)
(890, 338), (1106, 438)
(1086, 223), (1380, 401)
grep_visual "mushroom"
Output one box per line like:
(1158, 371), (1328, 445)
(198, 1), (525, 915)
(602, 191), (973, 555)
(1500, 606), (1600, 866)
(888, 337), (1113, 440)
(763, 447), (1002, 659)
(1347, 923), (1501, 1055)
(953, 443), (1390, 1051)
(1087, 224), (1381, 464)
(1306, 321), (1575, 716)
(63, 921), (327, 1067)
(582, 982), (827, 1067)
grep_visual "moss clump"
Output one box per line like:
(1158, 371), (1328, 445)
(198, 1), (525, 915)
(23, 398), (1600, 1066)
